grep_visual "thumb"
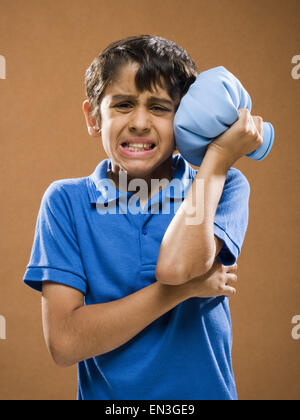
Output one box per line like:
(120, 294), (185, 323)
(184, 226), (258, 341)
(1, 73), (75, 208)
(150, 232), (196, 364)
(237, 108), (250, 120)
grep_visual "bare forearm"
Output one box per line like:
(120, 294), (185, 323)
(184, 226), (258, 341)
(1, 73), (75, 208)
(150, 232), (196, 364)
(57, 281), (192, 366)
(156, 147), (229, 284)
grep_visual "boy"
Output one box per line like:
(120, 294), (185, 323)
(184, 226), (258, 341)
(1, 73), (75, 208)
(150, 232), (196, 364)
(23, 35), (263, 400)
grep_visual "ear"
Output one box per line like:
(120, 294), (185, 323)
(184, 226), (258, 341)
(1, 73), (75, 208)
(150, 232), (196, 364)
(82, 100), (101, 137)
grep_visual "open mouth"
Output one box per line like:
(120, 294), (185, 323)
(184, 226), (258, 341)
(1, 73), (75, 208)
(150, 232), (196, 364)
(121, 142), (156, 151)
(119, 141), (157, 158)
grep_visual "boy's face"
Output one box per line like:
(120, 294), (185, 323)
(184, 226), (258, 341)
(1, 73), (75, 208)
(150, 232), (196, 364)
(86, 62), (180, 181)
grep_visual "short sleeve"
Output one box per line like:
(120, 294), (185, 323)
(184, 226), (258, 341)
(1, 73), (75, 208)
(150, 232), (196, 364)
(214, 168), (250, 266)
(23, 181), (88, 294)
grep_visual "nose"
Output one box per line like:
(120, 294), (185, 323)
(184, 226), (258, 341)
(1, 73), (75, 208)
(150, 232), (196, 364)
(128, 107), (151, 133)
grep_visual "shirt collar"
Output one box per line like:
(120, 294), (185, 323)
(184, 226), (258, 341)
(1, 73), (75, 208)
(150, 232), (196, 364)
(86, 153), (195, 205)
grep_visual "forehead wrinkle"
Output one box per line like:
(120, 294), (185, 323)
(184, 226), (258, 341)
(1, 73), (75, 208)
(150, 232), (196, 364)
(111, 94), (173, 106)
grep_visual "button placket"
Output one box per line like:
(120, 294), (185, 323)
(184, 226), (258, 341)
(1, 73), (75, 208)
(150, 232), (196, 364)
(140, 212), (152, 265)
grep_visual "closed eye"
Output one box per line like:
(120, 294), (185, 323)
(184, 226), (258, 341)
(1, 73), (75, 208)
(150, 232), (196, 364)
(115, 103), (170, 112)
(115, 103), (132, 108)
(151, 106), (169, 112)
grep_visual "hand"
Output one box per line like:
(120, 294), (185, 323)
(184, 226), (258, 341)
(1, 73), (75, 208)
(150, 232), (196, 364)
(187, 259), (238, 298)
(208, 108), (264, 169)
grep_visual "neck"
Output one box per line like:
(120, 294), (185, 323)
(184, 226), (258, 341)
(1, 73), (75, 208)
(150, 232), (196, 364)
(107, 156), (175, 200)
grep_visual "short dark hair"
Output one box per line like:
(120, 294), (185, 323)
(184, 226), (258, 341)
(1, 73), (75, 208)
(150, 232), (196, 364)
(85, 34), (199, 124)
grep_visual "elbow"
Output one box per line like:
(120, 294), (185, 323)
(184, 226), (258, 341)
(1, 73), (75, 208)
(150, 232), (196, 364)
(156, 253), (215, 286)
(47, 337), (76, 368)
(156, 262), (190, 285)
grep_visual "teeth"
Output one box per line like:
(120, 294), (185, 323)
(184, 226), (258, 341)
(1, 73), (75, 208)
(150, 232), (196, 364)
(130, 143), (151, 148)
(131, 143), (146, 147)
(124, 143), (154, 151)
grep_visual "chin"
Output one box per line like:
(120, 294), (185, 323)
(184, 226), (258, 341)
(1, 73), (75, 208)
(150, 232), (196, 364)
(111, 151), (173, 180)
(124, 162), (156, 179)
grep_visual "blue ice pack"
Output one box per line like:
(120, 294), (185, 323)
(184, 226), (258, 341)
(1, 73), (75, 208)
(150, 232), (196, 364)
(174, 66), (274, 166)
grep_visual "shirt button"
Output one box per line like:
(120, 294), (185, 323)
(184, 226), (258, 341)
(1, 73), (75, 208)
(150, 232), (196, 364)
(142, 227), (147, 235)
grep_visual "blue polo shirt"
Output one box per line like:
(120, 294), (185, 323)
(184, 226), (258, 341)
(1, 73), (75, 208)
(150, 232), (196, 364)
(23, 153), (250, 400)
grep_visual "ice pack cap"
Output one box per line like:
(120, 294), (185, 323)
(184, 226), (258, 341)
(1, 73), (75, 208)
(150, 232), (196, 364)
(246, 122), (274, 160)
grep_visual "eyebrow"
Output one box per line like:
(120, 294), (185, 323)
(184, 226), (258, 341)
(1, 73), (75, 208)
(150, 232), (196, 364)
(111, 94), (173, 107)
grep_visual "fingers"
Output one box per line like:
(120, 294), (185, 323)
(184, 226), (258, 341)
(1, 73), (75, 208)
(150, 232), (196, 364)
(250, 116), (264, 150)
(237, 108), (249, 121)
(226, 263), (238, 273)
(222, 266), (238, 297)
(193, 262), (239, 299)
(225, 273), (237, 286)
(221, 285), (236, 297)
(238, 109), (264, 142)
(252, 115), (263, 138)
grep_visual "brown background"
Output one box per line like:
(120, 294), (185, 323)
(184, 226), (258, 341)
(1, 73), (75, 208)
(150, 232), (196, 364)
(0, 0), (299, 400)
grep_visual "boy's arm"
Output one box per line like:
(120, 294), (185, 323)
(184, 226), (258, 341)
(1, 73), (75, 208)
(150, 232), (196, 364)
(156, 148), (228, 284)
(42, 280), (192, 367)
(156, 109), (263, 285)
(42, 260), (237, 367)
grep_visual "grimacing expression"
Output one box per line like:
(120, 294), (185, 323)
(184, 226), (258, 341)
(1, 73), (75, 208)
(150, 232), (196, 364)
(98, 62), (180, 179)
